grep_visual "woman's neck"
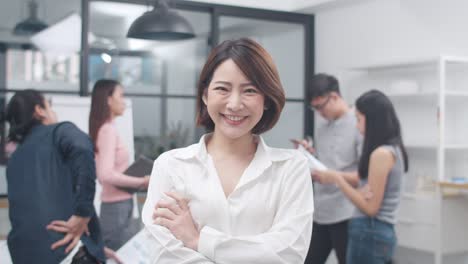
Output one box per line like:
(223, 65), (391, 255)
(107, 115), (116, 123)
(207, 132), (257, 158)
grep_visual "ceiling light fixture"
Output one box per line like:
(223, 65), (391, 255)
(127, 0), (195, 41)
(13, 0), (48, 36)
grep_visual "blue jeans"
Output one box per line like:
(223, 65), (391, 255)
(346, 217), (396, 264)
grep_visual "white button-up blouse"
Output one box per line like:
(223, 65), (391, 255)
(142, 134), (314, 264)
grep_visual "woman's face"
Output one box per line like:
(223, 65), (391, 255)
(108, 85), (126, 117)
(203, 59), (265, 140)
(355, 109), (366, 135)
(35, 99), (57, 125)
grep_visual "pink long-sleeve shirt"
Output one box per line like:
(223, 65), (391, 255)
(95, 121), (144, 202)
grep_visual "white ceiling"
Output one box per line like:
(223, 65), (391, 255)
(186, 0), (347, 12)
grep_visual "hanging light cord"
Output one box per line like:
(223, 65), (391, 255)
(157, 0), (170, 9)
(146, 0), (151, 11)
(43, 0), (47, 22)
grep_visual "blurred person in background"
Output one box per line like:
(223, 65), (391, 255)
(4, 89), (109, 263)
(314, 90), (409, 264)
(294, 73), (362, 264)
(89, 79), (150, 251)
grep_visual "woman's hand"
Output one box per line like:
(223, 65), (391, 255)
(359, 184), (374, 200)
(153, 192), (200, 250)
(140, 175), (151, 190)
(290, 138), (315, 154)
(312, 169), (340, 184)
(104, 247), (123, 264)
(46, 215), (90, 253)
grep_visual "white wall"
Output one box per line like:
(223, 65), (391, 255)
(315, 0), (468, 101)
(315, 0), (468, 263)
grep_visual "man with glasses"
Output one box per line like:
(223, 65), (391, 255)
(296, 73), (362, 264)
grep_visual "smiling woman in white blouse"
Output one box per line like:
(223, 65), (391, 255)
(141, 38), (314, 264)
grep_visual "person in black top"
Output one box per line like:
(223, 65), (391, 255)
(3, 90), (118, 263)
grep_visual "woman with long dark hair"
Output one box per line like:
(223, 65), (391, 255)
(89, 80), (150, 250)
(4, 89), (106, 263)
(313, 89), (408, 263)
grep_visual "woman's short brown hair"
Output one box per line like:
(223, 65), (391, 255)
(196, 38), (285, 134)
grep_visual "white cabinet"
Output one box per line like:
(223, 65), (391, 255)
(351, 55), (468, 264)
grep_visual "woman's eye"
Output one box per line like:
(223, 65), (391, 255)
(245, 88), (258, 93)
(214, 87), (228, 91)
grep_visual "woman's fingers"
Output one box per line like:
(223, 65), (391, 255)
(153, 199), (183, 222)
(46, 224), (70, 233)
(154, 207), (177, 221)
(154, 216), (172, 229)
(65, 236), (80, 253)
(47, 220), (68, 228)
(152, 191), (190, 224)
(104, 247), (123, 264)
(165, 192), (189, 211)
(159, 199), (183, 215)
(360, 185), (374, 200)
(51, 233), (72, 250)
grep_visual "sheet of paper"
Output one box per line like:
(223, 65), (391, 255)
(107, 229), (158, 264)
(297, 145), (327, 171)
(59, 242), (82, 264)
(0, 241), (12, 264)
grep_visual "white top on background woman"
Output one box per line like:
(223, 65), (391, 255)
(142, 38), (314, 264)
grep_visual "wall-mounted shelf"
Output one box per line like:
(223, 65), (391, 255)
(352, 55), (468, 71)
(351, 57), (438, 71)
(439, 181), (468, 190)
(387, 91), (468, 98)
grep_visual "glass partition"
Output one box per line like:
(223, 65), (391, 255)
(89, 1), (211, 156)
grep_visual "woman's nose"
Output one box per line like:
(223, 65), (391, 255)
(226, 93), (244, 111)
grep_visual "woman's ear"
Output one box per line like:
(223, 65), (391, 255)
(330, 91), (340, 100)
(33, 105), (46, 121)
(202, 88), (208, 105)
(264, 100), (270, 111)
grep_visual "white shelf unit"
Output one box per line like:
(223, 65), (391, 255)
(351, 55), (468, 264)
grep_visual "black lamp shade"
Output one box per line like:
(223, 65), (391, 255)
(127, 8), (195, 40)
(13, 0), (48, 36)
(13, 18), (48, 36)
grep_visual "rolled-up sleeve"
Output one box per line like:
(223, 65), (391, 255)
(197, 155), (314, 264)
(142, 154), (214, 264)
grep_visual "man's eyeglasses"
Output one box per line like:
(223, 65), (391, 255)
(309, 96), (331, 111)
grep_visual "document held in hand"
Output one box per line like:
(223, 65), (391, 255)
(107, 229), (156, 264)
(297, 145), (327, 171)
(119, 155), (154, 193)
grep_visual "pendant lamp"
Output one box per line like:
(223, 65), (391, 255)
(13, 0), (48, 36)
(127, 0), (195, 41)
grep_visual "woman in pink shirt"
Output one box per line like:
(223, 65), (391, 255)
(89, 79), (150, 250)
